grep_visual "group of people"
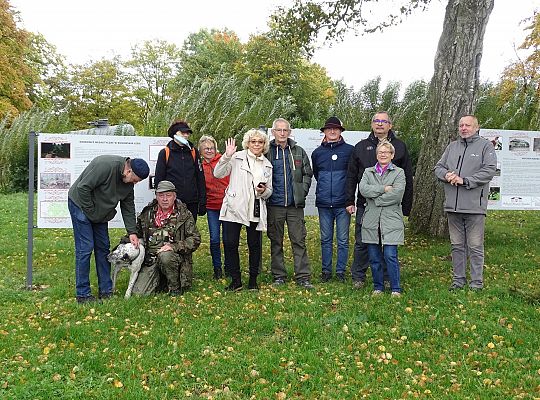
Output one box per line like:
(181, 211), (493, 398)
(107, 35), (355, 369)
(68, 113), (496, 303)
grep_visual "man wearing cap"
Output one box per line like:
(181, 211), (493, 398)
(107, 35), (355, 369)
(312, 116), (354, 282)
(155, 119), (206, 222)
(68, 155), (150, 303)
(345, 111), (414, 289)
(131, 180), (201, 296)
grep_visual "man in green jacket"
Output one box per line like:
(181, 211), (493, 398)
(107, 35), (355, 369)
(131, 180), (201, 296)
(266, 118), (314, 289)
(68, 155), (149, 303)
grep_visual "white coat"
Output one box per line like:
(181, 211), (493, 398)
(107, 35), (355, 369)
(214, 150), (273, 231)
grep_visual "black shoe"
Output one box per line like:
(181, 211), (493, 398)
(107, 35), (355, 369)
(297, 280), (315, 290)
(169, 288), (184, 296)
(213, 270), (223, 280)
(320, 272), (332, 283)
(98, 292), (113, 300)
(76, 295), (99, 304)
(225, 281), (243, 292)
(272, 278), (286, 287)
(248, 276), (259, 291)
(448, 283), (464, 291)
(336, 273), (345, 282)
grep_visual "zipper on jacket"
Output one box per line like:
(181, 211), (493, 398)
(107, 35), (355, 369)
(281, 146), (288, 206)
(453, 142), (467, 211)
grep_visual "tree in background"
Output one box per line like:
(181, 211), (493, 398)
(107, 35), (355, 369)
(125, 40), (182, 126)
(65, 57), (143, 129)
(0, 0), (35, 119)
(477, 10), (540, 131)
(271, 0), (494, 236)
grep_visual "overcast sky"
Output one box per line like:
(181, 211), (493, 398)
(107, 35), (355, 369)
(10, 0), (539, 91)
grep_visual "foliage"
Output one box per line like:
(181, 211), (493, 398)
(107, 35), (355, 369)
(1, 192), (539, 398)
(476, 10), (540, 131)
(0, 0), (35, 120)
(144, 72), (295, 147)
(269, 0), (432, 55)
(63, 57), (144, 130)
(0, 110), (70, 193)
(125, 40), (183, 126)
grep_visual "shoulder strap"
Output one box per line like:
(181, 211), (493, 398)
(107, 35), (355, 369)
(164, 146), (196, 165)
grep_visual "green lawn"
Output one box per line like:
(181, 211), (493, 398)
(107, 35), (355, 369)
(0, 193), (539, 399)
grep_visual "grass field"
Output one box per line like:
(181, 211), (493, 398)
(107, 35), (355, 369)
(0, 193), (539, 399)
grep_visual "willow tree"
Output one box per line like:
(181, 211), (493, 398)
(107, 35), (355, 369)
(271, 0), (494, 236)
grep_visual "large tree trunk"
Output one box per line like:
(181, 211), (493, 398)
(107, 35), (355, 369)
(409, 0), (494, 236)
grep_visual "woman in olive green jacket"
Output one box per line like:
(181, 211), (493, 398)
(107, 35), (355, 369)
(359, 141), (405, 296)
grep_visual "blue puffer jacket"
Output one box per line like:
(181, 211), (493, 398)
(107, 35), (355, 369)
(312, 137), (354, 208)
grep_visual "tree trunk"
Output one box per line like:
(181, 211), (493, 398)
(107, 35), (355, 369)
(409, 0), (494, 236)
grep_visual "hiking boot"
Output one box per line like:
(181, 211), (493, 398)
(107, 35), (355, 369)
(225, 281), (243, 292)
(336, 273), (345, 282)
(352, 280), (365, 290)
(272, 278), (286, 287)
(297, 280), (315, 290)
(76, 295), (99, 304)
(320, 272), (332, 283)
(98, 292), (113, 300)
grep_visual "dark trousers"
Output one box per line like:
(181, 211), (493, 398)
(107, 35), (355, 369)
(223, 221), (261, 284)
(185, 202), (199, 222)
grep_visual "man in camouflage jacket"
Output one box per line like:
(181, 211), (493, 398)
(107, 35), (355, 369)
(131, 180), (201, 295)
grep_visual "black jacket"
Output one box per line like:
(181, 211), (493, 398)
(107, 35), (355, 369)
(345, 130), (413, 216)
(154, 140), (206, 208)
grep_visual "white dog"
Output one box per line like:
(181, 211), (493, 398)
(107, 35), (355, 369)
(107, 243), (145, 298)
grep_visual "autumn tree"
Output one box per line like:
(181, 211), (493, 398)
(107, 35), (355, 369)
(271, 0), (495, 236)
(125, 39), (182, 124)
(0, 0), (35, 119)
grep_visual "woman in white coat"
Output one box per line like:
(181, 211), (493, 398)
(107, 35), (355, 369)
(214, 128), (273, 291)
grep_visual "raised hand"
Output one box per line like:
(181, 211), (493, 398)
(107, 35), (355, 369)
(225, 138), (237, 157)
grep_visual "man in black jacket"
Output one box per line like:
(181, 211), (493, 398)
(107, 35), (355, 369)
(345, 111), (414, 289)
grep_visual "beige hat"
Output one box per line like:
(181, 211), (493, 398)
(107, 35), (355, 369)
(155, 180), (176, 193)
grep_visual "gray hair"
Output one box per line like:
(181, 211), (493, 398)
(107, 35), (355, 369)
(372, 111), (392, 124)
(198, 135), (218, 153)
(272, 118), (291, 130)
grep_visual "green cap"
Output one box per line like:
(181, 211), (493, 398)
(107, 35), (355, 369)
(155, 180), (176, 193)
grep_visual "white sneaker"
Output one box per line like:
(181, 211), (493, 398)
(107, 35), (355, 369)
(391, 291), (401, 297)
(372, 290), (383, 296)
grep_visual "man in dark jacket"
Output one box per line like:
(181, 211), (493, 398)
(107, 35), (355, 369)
(266, 118), (314, 289)
(68, 155), (149, 303)
(434, 115), (496, 290)
(154, 120), (206, 221)
(131, 180), (201, 296)
(312, 116), (354, 282)
(345, 111), (414, 289)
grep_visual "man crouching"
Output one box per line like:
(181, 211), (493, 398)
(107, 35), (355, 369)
(132, 180), (201, 296)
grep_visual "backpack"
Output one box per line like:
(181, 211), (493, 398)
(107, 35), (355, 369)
(164, 145), (196, 164)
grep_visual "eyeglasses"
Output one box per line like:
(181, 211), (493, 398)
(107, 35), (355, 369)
(250, 140), (265, 144)
(273, 128), (290, 133)
(372, 119), (390, 124)
(377, 151), (392, 155)
(202, 147), (215, 152)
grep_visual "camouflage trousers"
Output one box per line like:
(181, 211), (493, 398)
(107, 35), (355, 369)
(131, 250), (193, 295)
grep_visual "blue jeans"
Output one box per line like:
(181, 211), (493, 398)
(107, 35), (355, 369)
(318, 207), (351, 275)
(207, 209), (228, 273)
(368, 244), (401, 292)
(68, 198), (112, 297)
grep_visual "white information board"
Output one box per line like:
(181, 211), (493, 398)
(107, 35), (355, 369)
(37, 133), (170, 228)
(36, 128), (540, 229)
